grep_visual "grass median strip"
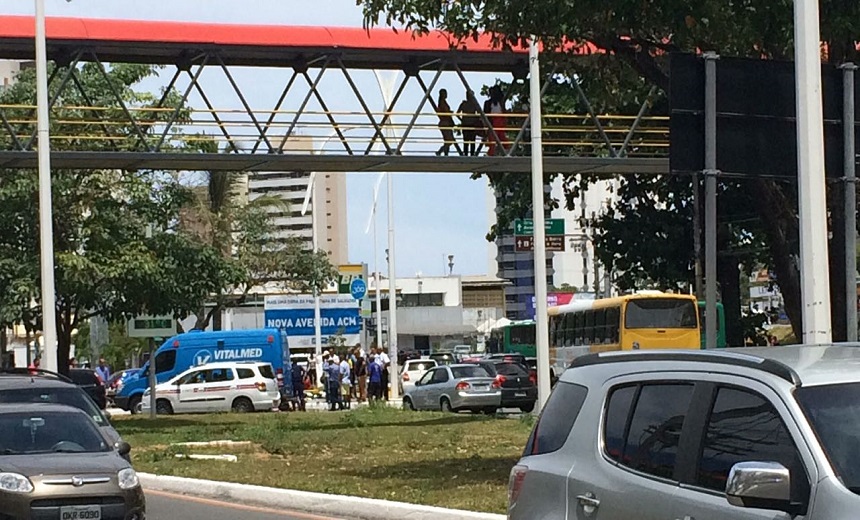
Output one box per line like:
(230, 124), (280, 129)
(114, 406), (532, 514)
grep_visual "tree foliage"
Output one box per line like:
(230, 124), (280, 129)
(0, 63), (233, 373)
(359, 0), (860, 341)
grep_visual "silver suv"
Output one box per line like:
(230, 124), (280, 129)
(509, 345), (860, 520)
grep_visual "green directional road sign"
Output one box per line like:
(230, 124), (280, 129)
(513, 218), (565, 236)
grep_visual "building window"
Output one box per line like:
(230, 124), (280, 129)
(400, 293), (444, 307)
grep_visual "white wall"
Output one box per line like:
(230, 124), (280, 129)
(376, 275), (462, 306)
(0, 60), (20, 91)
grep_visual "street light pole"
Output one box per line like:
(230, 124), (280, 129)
(302, 127), (359, 385)
(35, 0), (58, 372)
(387, 170), (400, 399)
(370, 70), (401, 398)
(794, 0), (832, 343)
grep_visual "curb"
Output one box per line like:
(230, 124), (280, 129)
(139, 473), (506, 520)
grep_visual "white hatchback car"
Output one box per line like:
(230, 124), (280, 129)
(399, 358), (438, 394)
(142, 361), (280, 415)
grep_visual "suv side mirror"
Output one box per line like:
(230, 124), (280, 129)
(114, 441), (132, 456)
(726, 462), (794, 513)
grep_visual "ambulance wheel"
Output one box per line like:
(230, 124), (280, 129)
(129, 395), (142, 415)
(156, 399), (174, 415)
(232, 397), (254, 413)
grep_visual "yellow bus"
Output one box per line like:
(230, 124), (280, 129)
(548, 292), (701, 376)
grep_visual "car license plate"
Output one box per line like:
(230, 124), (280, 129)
(60, 506), (101, 520)
(515, 392), (527, 397)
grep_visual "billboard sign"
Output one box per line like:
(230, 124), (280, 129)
(264, 294), (360, 349)
(528, 292), (576, 319)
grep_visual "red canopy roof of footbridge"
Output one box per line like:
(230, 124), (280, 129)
(0, 16), (601, 71)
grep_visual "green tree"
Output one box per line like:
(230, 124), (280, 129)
(74, 320), (148, 371)
(0, 63), (235, 374)
(359, 0), (860, 341)
(181, 166), (339, 331)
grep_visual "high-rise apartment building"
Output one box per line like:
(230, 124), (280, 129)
(246, 137), (348, 264)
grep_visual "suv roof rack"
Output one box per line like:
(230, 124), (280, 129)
(0, 367), (75, 384)
(570, 350), (801, 385)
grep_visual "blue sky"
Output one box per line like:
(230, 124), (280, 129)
(3, 0), (498, 278)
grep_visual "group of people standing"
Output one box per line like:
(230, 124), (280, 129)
(319, 346), (392, 411)
(435, 86), (507, 157)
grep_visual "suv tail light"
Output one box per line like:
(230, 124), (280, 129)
(276, 368), (284, 387)
(455, 381), (471, 391)
(528, 372), (537, 385)
(508, 464), (528, 510)
(94, 373), (104, 386)
(255, 382), (267, 392)
(492, 375), (507, 389)
(402, 372), (410, 381)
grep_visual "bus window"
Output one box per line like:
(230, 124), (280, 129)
(571, 313), (581, 346)
(625, 298), (698, 329)
(511, 324), (536, 346)
(561, 314), (572, 347)
(594, 309), (606, 344)
(606, 307), (620, 343)
(584, 311), (595, 345)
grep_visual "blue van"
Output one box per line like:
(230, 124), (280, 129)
(114, 328), (290, 413)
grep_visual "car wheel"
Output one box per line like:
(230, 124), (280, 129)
(232, 396), (254, 413)
(128, 395), (142, 415)
(155, 399), (174, 415)
(520, 403), (536, 413)
(403, 396), (417, 411)
(440, 397), (454, 413)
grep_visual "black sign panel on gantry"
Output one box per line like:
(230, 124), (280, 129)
(670, 53), (860, 178)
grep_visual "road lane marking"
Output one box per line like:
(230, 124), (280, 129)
(145, 488), (345, 520)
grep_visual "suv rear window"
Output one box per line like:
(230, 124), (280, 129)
(68, 369), (99, 386)
(258, 364), (275, 379)
(603, 383), (694, 480)
(406, 361), (436, 372)
(494, 363), (528, 376)
(524, 382), (588, 456)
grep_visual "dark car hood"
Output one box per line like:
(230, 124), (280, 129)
(0, 452), (128, 477)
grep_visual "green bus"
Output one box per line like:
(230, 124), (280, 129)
(698, 301), (727, 348)
(487, 320), (537, 357)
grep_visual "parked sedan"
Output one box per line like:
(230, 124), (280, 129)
(469, 360), (537, 413)
(403, 364), (500, 413)
(0, 403), (144, 519)
(399, 358), (437, 394)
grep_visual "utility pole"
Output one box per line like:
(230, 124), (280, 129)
(529, 38), (551, 412)
(842, 63), (857, 342)
(35, 0), (58, 372)
(704, 52), (718, 350)
(794, 0), (833, 343)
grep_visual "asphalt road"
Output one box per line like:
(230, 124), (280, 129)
(146, 489), (349, 520)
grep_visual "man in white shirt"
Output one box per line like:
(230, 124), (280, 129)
(339, 356), (352, 410)
(376, 348), (391, 400)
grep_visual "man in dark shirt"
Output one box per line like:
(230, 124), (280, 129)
(367, 355), (383, 401)
(290, 361), (306, 411)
